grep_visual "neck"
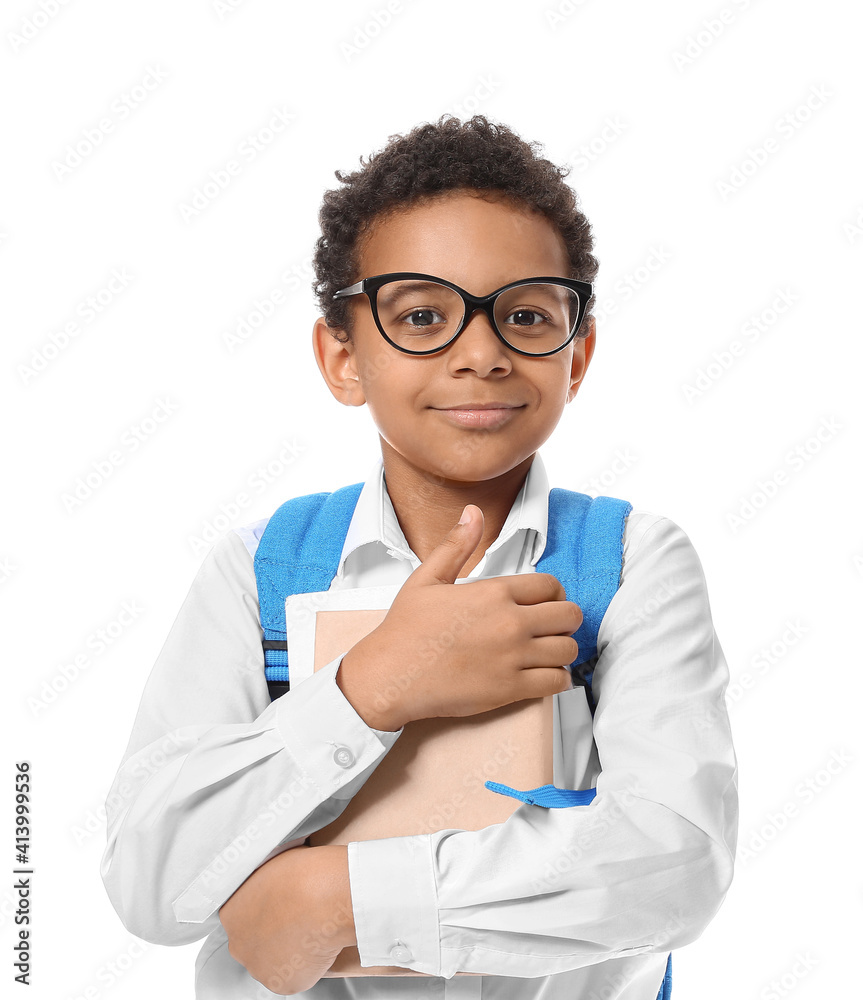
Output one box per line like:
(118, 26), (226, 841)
(379, 440), (535, 577)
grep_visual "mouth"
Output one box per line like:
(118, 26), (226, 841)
(431, 402), (526, 429)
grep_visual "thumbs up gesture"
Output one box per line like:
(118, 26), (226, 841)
(337, 505), (582, 733)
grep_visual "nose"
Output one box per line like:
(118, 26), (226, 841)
(446, 307), (512, 375)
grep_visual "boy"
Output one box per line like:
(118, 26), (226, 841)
(101, 115), (738, 999)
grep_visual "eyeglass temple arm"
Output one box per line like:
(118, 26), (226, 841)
(332, 280), (365, 299)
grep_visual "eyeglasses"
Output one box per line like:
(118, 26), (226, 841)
(332, 272), (593, 357)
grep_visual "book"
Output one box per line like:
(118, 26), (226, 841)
(285, 586), (554, 977)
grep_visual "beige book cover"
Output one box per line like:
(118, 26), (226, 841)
(285, 588), (554, 978)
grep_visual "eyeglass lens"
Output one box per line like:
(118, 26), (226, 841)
(374, 279), (580, 354)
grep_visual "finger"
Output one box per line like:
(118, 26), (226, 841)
(499, 571), (567, 605)
(409, 504), (484, 586)
(519, 633), (581, 669)
(516, 600), (583, 637)
(515, 663), (574, 698)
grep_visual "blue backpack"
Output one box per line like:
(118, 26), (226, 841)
(253, 482), (671, 998)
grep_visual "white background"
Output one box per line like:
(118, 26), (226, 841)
(3, 0), (862, 997)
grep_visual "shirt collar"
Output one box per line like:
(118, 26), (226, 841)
(339, 452), (550, 574)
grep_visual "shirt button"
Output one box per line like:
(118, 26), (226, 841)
(333, 745), (355, 768)
(390, 942), (412, 963)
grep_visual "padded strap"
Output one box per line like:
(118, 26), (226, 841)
(538, 489), (632, 669)
(254, 482), (363, 683)
(486, 489), (631, 808)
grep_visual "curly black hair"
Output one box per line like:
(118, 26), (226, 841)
(312, 115), (598, 343)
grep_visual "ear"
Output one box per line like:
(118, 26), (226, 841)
(312, 317), (366, 407)
(567, 315), (596, 403)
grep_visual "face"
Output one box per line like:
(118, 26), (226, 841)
(313, 189), (595, 488)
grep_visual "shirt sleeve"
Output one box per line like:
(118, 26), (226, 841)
(99, 529), (404, 947)
(346, 514), (739, 978)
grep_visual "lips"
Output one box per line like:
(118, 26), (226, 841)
(432, 403), (525, 429)
(437, 402), (524, 410)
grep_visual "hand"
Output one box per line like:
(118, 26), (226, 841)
(219, 844), (355, 995)
(339, 504), (582, 731)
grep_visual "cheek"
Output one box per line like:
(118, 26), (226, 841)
(526, 363), (570, 407)
(357, 351), (399, 388)
(360, 368), (420, 424)
(361, 356), (432, 402)
(355, 351), (415, 404)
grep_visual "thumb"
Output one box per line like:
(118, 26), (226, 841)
(409, 504), (484, 586)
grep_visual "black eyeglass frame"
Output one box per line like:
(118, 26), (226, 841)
(332, 271), (594, 358)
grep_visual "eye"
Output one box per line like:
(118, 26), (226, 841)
(503, 308), (549, 327)
(400, 307), (446, 329)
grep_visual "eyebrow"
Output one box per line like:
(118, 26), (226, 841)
(379, 280), (448, 303)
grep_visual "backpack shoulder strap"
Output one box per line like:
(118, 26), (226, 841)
(537, 488), (632, 700)
(253, 481), (364, 698)
(484, 488), (632, 807)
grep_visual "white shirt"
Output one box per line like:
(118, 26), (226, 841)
(100, 451), (738, 999)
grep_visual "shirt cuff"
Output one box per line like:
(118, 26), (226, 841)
(274, 653), (403, 803)
(348, 834), (441, 975)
